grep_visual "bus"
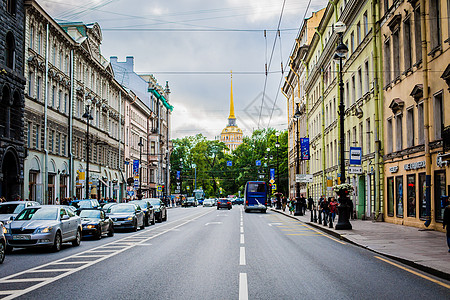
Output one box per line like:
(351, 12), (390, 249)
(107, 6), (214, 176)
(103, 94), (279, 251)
(193, 189), (205, 205)
(244, 181), (267, 213)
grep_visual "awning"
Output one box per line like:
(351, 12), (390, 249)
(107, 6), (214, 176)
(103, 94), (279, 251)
(99, 177), (109, 187)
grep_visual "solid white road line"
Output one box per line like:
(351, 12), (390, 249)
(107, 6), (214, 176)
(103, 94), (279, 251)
(239, 273), (248, 300)
(240, 234), (245, 244)
(240, 247), (246, 265)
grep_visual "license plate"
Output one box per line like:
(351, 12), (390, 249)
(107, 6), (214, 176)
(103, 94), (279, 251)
(13, 235), (31, 240)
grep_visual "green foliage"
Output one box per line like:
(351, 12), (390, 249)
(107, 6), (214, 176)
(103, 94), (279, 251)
(170, 129), (289, 197)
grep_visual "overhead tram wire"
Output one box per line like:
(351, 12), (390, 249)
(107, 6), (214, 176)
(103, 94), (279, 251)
(257, 0), (287, 130)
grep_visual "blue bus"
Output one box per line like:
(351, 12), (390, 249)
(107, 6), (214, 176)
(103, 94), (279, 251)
(244, 181), (267, 213)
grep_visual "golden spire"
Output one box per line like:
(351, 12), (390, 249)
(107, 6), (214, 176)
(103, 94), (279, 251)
(229, 71), (235, 119)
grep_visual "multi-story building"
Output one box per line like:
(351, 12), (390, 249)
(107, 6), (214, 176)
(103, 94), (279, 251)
(0, 0), (26, 201)
(381, 0), (449, 230)
(283, 8), (325, 200)
(23, 0), (125, 203)
(220, 73), (243, 153)
(284, 0), (384, 220)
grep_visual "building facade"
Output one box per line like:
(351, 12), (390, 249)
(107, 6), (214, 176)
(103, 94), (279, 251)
(381, 0), (450, 230)
(0, 0), (26, 201)
(220, 73), (243, 153)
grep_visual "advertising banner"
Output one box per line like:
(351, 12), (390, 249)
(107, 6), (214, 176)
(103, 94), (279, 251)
(176, 171), (181, 180)
(300, 138), (310, 160)
(270, 168), (275, 180)
(133, 159), (139, 176)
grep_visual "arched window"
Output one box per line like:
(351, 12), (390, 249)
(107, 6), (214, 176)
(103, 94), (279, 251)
(7, 0), (17, 15)
(5, 32), (15, 69)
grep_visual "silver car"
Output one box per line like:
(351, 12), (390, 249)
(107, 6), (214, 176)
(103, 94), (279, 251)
(0, 222), (6, 264)
(4, 205), (82, 252)
(0, 201), (40, 224)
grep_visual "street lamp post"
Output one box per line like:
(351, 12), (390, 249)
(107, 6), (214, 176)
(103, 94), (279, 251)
(193, 163), (197, 190)
(275, 132), (281, 209)
(138, 137), (143, 199)
(333, 21), (352, 230)
(293, 100), (303, 216)
(179, 158), (183, 196)
(82, 99), (93, 200)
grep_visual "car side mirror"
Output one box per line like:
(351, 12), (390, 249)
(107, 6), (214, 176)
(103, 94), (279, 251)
(10, 216), (14, 221)
(61, 215), (70, 220)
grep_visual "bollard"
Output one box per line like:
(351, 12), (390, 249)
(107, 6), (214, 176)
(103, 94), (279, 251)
(329, 213), (333, 228)
(318, 210), (322, 224)
(310, 208), (313, 222)
(313, 208), (318, 223)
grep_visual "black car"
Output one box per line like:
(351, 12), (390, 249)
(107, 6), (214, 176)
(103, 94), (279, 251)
(78, 209), (114, 239)
(107, 203), (145, 231)
(101, 202), (117, 212)
(0, 222), (6, 264)
(145, 198), (167, 223)
(234, 198), (244, 205)
(71, 199), (101, 212)
(217, 198), (232, 210)
(130, 200), (155, 226)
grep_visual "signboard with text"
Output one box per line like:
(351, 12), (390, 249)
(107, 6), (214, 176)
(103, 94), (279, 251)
(349, 147), (362, 165)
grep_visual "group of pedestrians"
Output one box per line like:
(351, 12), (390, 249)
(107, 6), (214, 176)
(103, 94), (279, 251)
(318, 196), (338, 224)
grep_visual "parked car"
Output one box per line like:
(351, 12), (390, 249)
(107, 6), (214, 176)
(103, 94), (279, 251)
(203, 199), (215, 207)
(107, 203), (145, 231)
(130, 200), (155, 226)
(78, 209), (114, 239)
(101, 202), (117, 212)
(145, 198), (167, 223)
(4, 205), (82, 252)
(217, 198), (232, 210)
(70, 199), (100, 211)
(0, 222), (6, 264)
(182, 197), (197, 207)
(0, 201), (40, 224)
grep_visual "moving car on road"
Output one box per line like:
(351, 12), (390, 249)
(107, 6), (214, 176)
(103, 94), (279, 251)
(107, 203), (145, 231)
(203, 199), (215, 207)
(0, 201), (40, 224)
(71, 199), (100, 212)
(78, 209), (114, 239)
(0, 223), (5, 264)
(145, 198), (167, 223)
(217, 198), (232, 210)
(130, 200), (155, 226)
(244, 181), (267, 213)
(182, 197), (197, 207)
(4, 205), (82, 252)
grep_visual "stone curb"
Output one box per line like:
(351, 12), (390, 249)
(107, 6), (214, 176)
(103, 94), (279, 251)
(270, 208), (450, 281)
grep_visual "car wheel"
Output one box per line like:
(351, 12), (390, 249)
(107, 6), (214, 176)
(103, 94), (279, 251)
(151, 214), (156, 225)
(158, 214), (163, 223)
(0, 241), (5, 264)
(140, 219), (145, 230)
(5, 244), (13, 254)
(72, 229), (81, 246)
(107, 224), (114, 237)
(95, 227), (102, 240)
(163, 212), (167, 221)
(217, 207), (219, 210)
(245, 209), (249, 213)
(52, 231), (62, 252)
(145, 216), (149, 227)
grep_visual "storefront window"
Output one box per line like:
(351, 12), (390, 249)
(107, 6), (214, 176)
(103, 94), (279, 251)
(48, 175), (55, 205)
(387, 177), (394, 216)
(434, 171), (446, 221)
(396, 176), (404, 217)
(407, 174), (416, 217)
(418, 173), (426, 219)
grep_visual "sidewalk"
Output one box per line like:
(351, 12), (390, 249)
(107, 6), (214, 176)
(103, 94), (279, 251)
(271, 207), (450, 281)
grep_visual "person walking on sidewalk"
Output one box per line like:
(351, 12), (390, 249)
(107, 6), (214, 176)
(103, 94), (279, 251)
(282, 196), (287, 212)
(443, 201), (450, 252)
(329, 197), (337, 222)
(288, 198), (295, 215)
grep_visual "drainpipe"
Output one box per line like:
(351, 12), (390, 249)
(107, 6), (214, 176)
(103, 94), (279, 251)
(118, 90), (122, 201)
(420, 0), (432, 227)
(69, 49), (74, 199)
(372, 0), (383, 220)
(43, 23), (49, 205)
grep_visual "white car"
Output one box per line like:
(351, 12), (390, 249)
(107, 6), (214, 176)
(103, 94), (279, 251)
(203, 199), (215, 207)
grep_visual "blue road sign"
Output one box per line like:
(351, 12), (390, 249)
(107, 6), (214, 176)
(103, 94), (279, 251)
(127, 191), (135, 196)
(349, 147), (362, 165)
(256, 160), (261, 166)
(227, 161), (232, 167)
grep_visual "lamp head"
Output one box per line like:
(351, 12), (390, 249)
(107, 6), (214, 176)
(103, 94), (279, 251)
(334, 21), (346, 34)
(294, 97), (301, 104)
(86, 99), (92, 107)
(275, 131), (280, 137)
(335, 42), (349, 57)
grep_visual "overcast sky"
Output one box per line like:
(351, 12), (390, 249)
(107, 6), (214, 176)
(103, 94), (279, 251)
(39, 0), (328, 139)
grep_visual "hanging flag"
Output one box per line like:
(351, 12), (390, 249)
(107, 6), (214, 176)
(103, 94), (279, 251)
(300, 138), (310, 160)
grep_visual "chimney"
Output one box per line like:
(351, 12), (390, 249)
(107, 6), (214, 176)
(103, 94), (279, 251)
(126, 56), (134, 71)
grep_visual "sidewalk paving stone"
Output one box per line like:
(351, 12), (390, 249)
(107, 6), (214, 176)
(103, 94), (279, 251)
(271, 208), (450, 281)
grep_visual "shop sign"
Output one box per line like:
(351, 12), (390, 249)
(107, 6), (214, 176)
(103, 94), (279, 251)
(389, 166), (399, 173)
(404, 161), (425, 171)
(437, 154), (449, 168)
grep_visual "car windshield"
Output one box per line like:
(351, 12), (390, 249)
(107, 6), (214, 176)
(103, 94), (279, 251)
(79, 201), (93, 208)
(0, 203), (25, 214)
(79, 210), (101, 218)
(109, 205), (135, 213)
(131, 201), (147, 209)
(148, 200), (161, 207)
(102, 203), (115, 210)
(15, 207), (58, 221)
(248, 183), (266, 193)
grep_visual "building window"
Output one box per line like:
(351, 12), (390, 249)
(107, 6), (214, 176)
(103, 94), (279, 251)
(406, 107), (415, 147)
(396, 175), (404, 217)
(5, 32), (15, 69)
(414, 7), (422, 63)
(387, 177), (394, 217)
(364, 61), (370, 94)
(28, 72), (34, 96)
(30, 26), (34, 49)
(357, 22), (361, 45)
(384, 39), (391, 85)
(366, 118), (371, 153)
(56, 133), (60, 155)
(384, 0), (390, 14)
(64, 93), (68, 113)
(27, 122), (32, 148)
(37, 76), (42, 101)
(350, 31), (354, 53)
(363, 11), (368, 36)
(434, 92), (443, 140)
(434, 171), (446, 221)
(418, 172), (426, 219)
(418, 102), (424, 144)
(351, 75), (356, 104)
(357, 68), (362, 99)
(393, 29), (400, 79)
(62, 134), (66, 156)
(359, 122), (364, 154)
(50, 130), (54, 153)
(429, 0), (442, 50)
(6, 0), (17, 15)
(151, 141), (156, 155)
(407, 174), (416, 217)
(58, 90), (62, 111)
(396, 114), (403, 151)
(52, 86), (56, 107)
(403, 18), (412, 71)
(35, 124), (40, 149)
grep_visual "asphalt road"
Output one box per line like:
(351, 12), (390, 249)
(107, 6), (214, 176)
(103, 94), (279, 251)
(1, 206), (449, 299)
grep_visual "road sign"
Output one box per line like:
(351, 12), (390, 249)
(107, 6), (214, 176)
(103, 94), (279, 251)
(296, 174), (313, 183)
(175, 189), (180, 193)
(227, 161), (232, 166)
(134, 179), (139, 188)
(157, 186), (162, 192)
(127, 191), (134, 196)
(348, 166), (363, 174)
(272, 184), (276, 190)
(256, 160), (261, 166)
(349, 147), (362, 165)
(269, 179), (275, 184)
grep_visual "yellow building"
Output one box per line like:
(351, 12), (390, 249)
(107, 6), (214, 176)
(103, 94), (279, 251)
(220, 73), (243, 152)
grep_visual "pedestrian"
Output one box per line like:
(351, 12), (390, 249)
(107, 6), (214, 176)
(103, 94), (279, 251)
(282, 197), (287, 212)
(329, 197), (337, 222)
(308, 197), (314, 211)
(321, 197), (330, 224)
(55, 197), (59, 205)
(289, 198), (295, 215)
(443, 199), (450, 253)
(300, 195), (307, 214)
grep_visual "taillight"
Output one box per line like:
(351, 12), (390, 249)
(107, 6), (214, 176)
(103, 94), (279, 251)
(246, 201), (248, 205)
(227, 202), (231, 205)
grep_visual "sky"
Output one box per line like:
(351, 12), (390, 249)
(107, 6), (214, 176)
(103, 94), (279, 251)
(38, 0), (328, 139)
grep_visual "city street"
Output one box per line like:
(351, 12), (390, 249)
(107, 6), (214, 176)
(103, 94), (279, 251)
(1, 206), (449, 299)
